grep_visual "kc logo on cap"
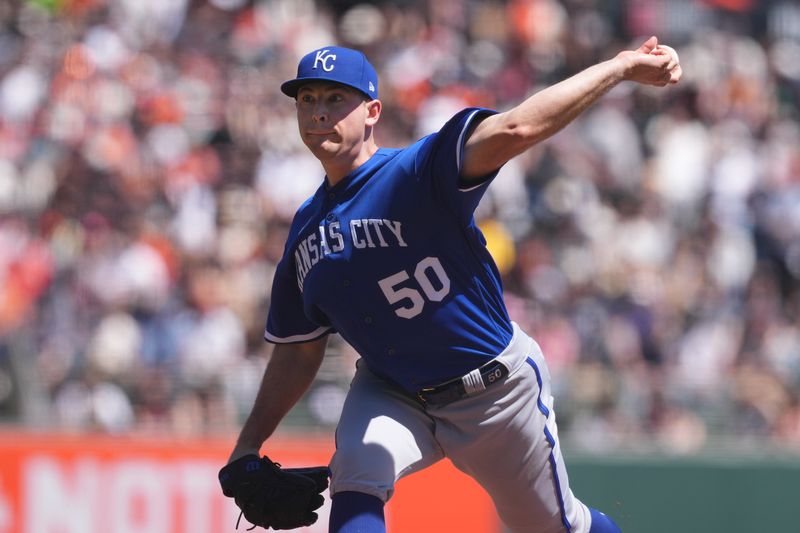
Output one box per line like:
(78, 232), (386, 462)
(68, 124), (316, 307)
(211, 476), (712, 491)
(281, 45), (379, 99)
(313, 50), (337, 72)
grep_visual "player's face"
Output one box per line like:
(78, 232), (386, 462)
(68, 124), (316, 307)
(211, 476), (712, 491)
(295, 83), (378, 162)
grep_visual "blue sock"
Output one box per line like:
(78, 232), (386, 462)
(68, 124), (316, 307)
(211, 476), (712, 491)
(589, 507), (622, 533)
(329, 491), (386, 533)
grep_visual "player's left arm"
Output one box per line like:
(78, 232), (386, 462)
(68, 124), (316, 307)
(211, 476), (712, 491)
(460, 36), (682, 181)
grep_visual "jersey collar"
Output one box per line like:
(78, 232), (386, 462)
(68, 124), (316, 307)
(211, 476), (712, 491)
(322, 148), (392, 196)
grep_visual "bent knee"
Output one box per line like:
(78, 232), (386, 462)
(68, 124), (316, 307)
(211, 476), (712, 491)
(329, 444), (398, 502)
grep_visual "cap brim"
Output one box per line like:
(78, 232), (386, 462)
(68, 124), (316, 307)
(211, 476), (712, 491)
(280, 77), (373, 99)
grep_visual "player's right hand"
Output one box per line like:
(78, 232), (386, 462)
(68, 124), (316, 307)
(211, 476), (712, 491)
(616, 36), (683, 86)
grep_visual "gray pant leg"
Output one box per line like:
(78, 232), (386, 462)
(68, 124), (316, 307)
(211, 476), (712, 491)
(329, 360), (444, 502)
(431, 336), (592, 533)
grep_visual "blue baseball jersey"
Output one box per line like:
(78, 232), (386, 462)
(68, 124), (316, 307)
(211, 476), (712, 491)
(264, 107), (514, 391)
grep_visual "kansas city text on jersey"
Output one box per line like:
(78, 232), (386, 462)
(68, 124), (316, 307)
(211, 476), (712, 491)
(295, 218), (407, 291)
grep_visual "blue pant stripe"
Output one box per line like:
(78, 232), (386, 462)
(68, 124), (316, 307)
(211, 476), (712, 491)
(526, 357), (572, 532)
(525, 356), (550, 417)
(544, 426), (573, 532)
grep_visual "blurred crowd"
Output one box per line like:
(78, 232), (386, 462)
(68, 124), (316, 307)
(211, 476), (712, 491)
(0, 0), (799, 454)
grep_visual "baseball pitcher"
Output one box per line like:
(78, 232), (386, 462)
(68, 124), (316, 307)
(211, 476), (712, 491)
(218, 37), (682, 532)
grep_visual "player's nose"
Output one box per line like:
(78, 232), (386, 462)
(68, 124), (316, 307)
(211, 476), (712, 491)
(312, 104), (328, 123)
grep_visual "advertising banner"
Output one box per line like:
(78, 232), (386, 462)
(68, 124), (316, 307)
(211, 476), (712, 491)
(0, 433), (499, 533)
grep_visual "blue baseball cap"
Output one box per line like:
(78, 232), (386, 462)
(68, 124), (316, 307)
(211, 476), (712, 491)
(281, 46), (379, 99)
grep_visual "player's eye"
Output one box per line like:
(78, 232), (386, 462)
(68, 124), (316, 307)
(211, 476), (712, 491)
(328, 93), (344, 103)
(298, 94), (314, 104)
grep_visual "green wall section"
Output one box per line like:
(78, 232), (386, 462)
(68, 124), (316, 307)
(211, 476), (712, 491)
(565, 453), (800, 533)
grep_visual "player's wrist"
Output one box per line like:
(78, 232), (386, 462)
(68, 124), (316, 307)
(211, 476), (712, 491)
(228, 444), (261, 464)
(609, 53), (634, 82)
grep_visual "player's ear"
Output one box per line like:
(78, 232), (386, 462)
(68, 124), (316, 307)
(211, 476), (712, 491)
(365, 99), (381, 126)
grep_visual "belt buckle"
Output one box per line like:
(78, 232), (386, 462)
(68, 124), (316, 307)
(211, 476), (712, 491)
(416, 387), (435, 405)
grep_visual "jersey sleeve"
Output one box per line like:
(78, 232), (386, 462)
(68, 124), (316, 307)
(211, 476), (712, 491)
(263, 254), (332, 344)
(415, 107), (500, 223)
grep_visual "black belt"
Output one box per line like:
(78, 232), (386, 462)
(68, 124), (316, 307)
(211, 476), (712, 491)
(416, 360), (509, 406)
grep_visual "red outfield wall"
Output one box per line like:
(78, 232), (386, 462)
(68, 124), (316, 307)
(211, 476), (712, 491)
(0, 432), (500, 533)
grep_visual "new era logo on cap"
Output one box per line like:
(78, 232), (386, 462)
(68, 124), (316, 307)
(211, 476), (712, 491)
(281, 46), (379, 99)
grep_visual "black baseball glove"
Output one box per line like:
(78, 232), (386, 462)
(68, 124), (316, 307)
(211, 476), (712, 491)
(219, 454), (330, 530)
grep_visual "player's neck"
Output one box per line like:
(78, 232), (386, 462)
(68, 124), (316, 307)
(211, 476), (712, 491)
(323, 140), (380, 187)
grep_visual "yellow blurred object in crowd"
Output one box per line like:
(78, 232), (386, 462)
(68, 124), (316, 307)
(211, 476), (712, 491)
(477, 219), (516, 276)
